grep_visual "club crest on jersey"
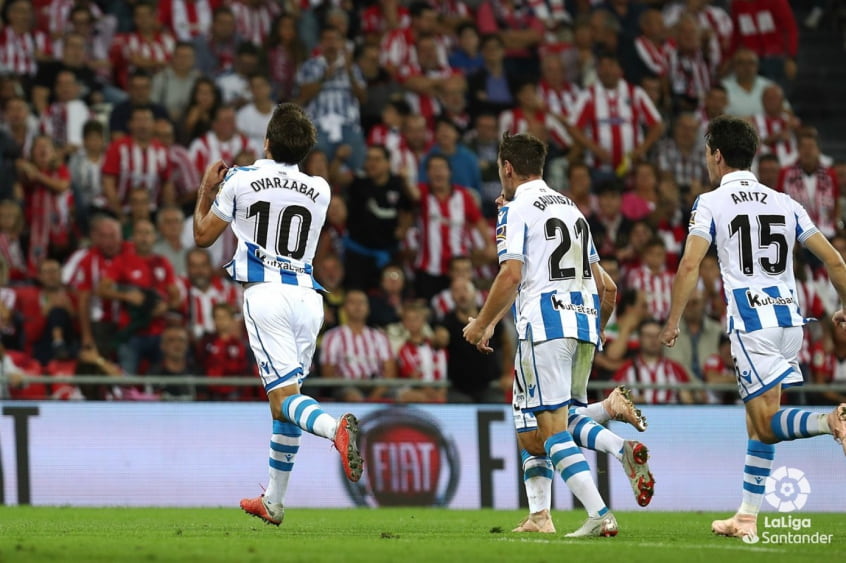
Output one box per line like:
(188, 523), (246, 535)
(496, 224), (507, 242)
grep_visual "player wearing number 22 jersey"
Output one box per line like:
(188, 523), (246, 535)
(193, 103), (363, 528)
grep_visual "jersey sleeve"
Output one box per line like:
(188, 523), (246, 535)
(688, 195), (715, 243)
(496, 204), (526, 263)
(791, 198), (820, 245)
(211, 168), (238, 222)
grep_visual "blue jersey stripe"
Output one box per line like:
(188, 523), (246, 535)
(762, 286), (793, 327)
(570, 292), (590, 342)
(540, 292), (565, 340)
(245, 242), (266, 282)
(733, 288), (762, 331)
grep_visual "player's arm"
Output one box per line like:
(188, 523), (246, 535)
(660, 234), (710, 346)
(804, 232), (846, 325)
(463, 258), (522, 349)
(591, 261), (617, 332)
(193, 160), (230, 248)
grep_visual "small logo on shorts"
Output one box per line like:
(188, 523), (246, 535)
(260, 361), (270, 374)
(527, 384), (536, 398)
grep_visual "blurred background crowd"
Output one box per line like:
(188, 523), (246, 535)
(1, 0), (845, 406)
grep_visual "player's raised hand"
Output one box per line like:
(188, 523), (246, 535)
(199, 160), (228, 195)
(659, 323), (679, 347)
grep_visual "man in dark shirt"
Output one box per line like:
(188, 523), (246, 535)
(32, 32), (102, 114)
(343, 144), (414, 291)
(107, 71), (169, 138)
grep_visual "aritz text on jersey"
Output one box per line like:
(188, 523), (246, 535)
(730, 191), (768, 205)
(532, 193), (576, 211)
(745, 290), (794, 308)
(550, 293), (598, 316)
(250, 176), (319, 202)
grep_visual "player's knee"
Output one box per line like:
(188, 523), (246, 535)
(269, 401), (283, 421)
(518, 430), (546, 456)
(752, 416), (779, 444)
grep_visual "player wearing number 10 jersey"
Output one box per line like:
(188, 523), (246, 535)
(193, 103), (363, 527)
(660, 115), (846, 540)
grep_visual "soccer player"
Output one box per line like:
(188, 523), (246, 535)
(660, 115), (846, 539)
(192, 102), (364, 526)
(464, 133), (619, 537)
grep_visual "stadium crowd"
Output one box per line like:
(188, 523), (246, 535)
(0, 0), (844, 406)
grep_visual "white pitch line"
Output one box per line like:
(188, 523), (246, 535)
(495, 537), (787, 553)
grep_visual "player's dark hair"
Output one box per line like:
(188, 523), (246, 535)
(499, 132), (547, 177)
(704, 115), (759, 170)
(266, 103), (317, 165)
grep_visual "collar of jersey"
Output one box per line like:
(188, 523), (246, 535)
(513, 178), (547, 198)
(719, 170), (757, 187)
(254, 159), (300, 172)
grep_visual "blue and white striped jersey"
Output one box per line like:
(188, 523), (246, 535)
(497, 179), (601, 345)
(295, 55), (365, 127)
(211, 159), (330, 289)
(688, 170), (819, 333)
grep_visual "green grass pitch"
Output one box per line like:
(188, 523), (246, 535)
(1, 507), (844, 563)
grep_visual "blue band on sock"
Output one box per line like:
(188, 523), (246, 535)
(747, 439), (775, 458)
(743, 481), (765, 494)
(598, 506), (609, 517)
(269, 458), (294, 472)
(293, 397), (316, 422)
(572, 417), (590, 440)
(524, 466), (554, 480)
(549, 446), (581, 468)
(270, 442), (299, 454)
(586, 425), (601, 450)
(561, 460), (590, 481)
(520, 449), (531, 465)
(743, 464), (769, 477)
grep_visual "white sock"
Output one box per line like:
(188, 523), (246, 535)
(521, 449), (553, 513)
(575, 402), (611, 424)
(545, 430), (608, 518)
(264, 420), (301, 505)
(568, 412), (625, 461)
(281, 394), (337, 439)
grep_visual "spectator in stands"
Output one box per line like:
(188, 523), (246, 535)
(612, 318), (694, 404)
(498, 81), (572, 158)
(180, 247), (241, 341)
(0, 200), (27, 282)
(109, 1), (176, 90)
(368, 264), (408, 329)
(437, 277), (512, 403)
(63, 343), (123, 401)
(666, 13), (716, 113)
(151, 42), (202, 123)
(702, 335), (740, 405)
(198, 302), (252, 401)
(357, 43), (402, 135)
(122, 187), (154, 239)
(663, 285), (722, 385)
(0, 257), (23, 351)
(320, 289), (397, 402)
(315, 253), (346, 335)
(157, 0), (218, 43)
(419, 118), (482, 194)
(151, 206), (187, 278)
(589, 180), (632, 260)
(230, 0), (281, 47)
(216, 42), (260, 108)
(721, 48), (776, 118)
(538, 50), (583, 121)
(729, 0), (798, 89)
(68, 120), (107, 234)
(699, 85), (728, 138)
(464, 112), (501, 219)
(625, 236), (674, 323)
(99, 219), (180, 375)
(594, 287), (647, 381)
(776, 129), (840, 239)
(360, 0), (410, 46)
(412, 154), (493, 300)
(178, 77), (221, 146)
(344, 145), (414, 292)
(655, 112), (710, 189)
(563, 161), (594, 218)
(380, 1), (443, 79)
(108, 71), (169, 138)
(396, 301), (447, 403)
(236, 74), (275, 154)
(396, 34), (457, 132)
(188, 105), (251, 177)
(152, 119), (200, 216)
(751, 84), (800, 166)
(193, 6), (241, 77)
(475, 0), (544, 80)
(755, 153), (781, 190)
(265, 13), (307, 102)
(467, 34), (515, 117)
(39, 71), (91, 159)
(63, 6), (115, 96)
(3, 96), (38, 161)
(437, 74), (472, 137)
(621, 161), (659, 222)
(147, 324), (196, 400)
(624, 8), (669, 89)
(315, 193), (347, 264)
(809, 322), (846, 405)
(65, 215), (134, 358)
(296, 25), (367, 171)
(17, 258), (76, 365)
(449, 23), (484, 75)
(17, 135), (74, 275)
(402, 113), (432, 166)
(568, 52), (663, 177)
(32, 32), (101, 116)
(429, 255), (485, 322)
(0, 0), (51, 86)
(102, 106), (174, 221)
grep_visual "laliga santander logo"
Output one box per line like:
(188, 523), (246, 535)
(341, 407), (460, 507)
(764, 466), (811, 513)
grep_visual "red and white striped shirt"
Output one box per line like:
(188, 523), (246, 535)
(573, 80), (662, 169)
(109, 31), (176, 89)
(0, 27), (51, 76)
(39, 100), (91, 150)
(795, 276), (825, 365)
(188, 132), (252, 178)
(321, 324), (393, 380)
(613, 355), (690, 404)
(179, 276), (242, 339)
(776, 164), (840, 239)
(38, 0), (104, 38)
(666, 43), (714, 104)
(398, 339), (447, 382)
(66, 242), (136, 324)
(167, 144), (201, 202)
(499, 107), (571, 151)
(158, 0), (219, 41)
(230, 0), (281, 46)
(752, 112), (798, 165)
(381, 28), (449, 74)
(664, 4), (732, 58)
(538, 79), (582, 119)
(625, 265), (674, 323)
(23, 170), (74, 276)
(400, 63), (458, 129)
(430, 286), (486, 321)
(360, 4), (410, 37)
(101, 137), (170, 208)
(414, 183), (483, 276)
(634, 36), (670, 77)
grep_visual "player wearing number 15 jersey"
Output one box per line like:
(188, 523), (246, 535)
(193, 103), (363, 527)
(660, 116), (846, 541)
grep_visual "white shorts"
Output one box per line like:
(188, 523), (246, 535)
(730, 326), (804, 402)
(514, 337), (595, 416)
(243, 283), (324, 393)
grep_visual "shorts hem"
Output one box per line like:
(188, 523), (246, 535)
(742, 367), (800, 403)
(264, 367), (304, 393)
(524, 400), (571, 413)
